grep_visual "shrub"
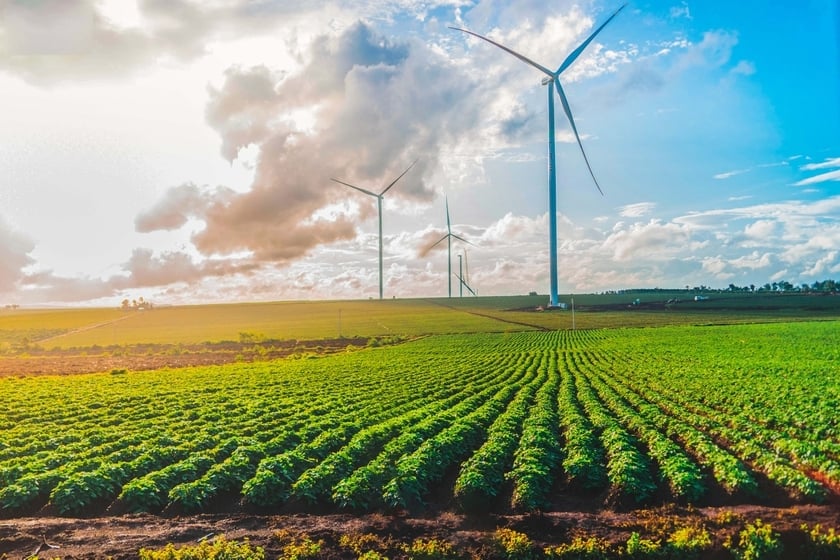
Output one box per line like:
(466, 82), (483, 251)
(138, 536), (264, 560)
(544, 536), (612, 560)
(727, 520), (782, 560)
(666, 526), (711, 555)
(494, 529), (535, 560)
(274, 530), (323, 560)
(625, 532), (663, 558)
(402, 538), (460, 560)
(339, 533), (388, 556)
(801, 524), (840, 560)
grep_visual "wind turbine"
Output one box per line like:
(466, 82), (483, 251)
(457, 251), (477, 297)
(428, 197), (470, 298)
(450, 5), (626, 307)
(332, 160), (417, 300)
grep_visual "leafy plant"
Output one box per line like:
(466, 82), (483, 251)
(727, 520), (782, 560)
(800, 523), (840, 560)
(402, 538), (460, 560)
(138, 536), (264, 560)
(494, 528), (535, 560)
(544, 536), (612, 560)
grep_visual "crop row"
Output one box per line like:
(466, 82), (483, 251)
(0, 324), (837, 515)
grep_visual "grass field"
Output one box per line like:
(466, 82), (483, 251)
(2, 291), (839, 349)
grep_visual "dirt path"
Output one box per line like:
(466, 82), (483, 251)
(36, 314), (134, 344)
(425, 300), (550, 331)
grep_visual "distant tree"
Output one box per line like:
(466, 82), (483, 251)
(121, 299), (130, 310)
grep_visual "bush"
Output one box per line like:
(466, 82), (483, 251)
(402, 538), (460, 560)
(727, 520), (782, 560)
(494, 529), (535, 560)
(274, 530), (323, 560)
(544, 536), (612, 560)
(625, 532), (663, 558)
(801, 524), (840, 560)
(138, 536), (264, 560)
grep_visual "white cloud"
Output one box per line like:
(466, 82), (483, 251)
(743, 219), (776, 239)
(714, 168), (749, 180)
(730, 60), (756, 76)
(794, 169), (840, 186)
(800, 157), (840, 171)
(619, 202), (656, 217)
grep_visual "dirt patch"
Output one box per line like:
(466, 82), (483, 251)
(0, 337), (369, 377)
(0, 504), (837, 560)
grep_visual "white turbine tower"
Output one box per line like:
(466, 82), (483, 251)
(451, 5), (626, 307)
(332, 160), (417, 300)
(428, 197), (470, 298)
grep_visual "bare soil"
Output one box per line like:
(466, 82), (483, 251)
(0, 337), (368, 377)
(1, 504), (838, 559)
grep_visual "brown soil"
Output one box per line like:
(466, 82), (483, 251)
(1, 504), (838, 559)
(0, 337), (369, 377)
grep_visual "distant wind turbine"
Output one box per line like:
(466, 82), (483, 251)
(450, 4), (626, 307)
(428, 197), (471, 298)
(332, 160), (417, 300)
(457, 252), (477, 297)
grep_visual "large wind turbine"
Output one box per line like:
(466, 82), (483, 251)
(450, 5), (625, 307)
(332, 160), (417, 300)
(428, 197), (470, 298)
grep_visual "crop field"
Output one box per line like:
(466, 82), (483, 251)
(0, 295), (838, 559)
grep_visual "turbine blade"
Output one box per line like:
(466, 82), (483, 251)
(331, 178), (379, 198)
(557, 4), (626, 74)
(380, 159), (418, 196)
(451, 233), (474, 246)
(464, 282), (477, 296)
(429, 234), (449, 249)
(445, 197), (451, 232)
(449, 26), (555, 79)
(554, 79), (604, 195)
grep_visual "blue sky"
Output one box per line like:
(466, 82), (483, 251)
(0, 0), (837, 305)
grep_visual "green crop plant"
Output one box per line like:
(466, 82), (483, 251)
(727, 520), (782, 560)
(138, 536), (264, 560)
(494, 528), (535, 560)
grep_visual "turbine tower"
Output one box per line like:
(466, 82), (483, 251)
(450, 5), (625, 307)
(457, 251), (477, 297)
(429, 197), (470, 298)
(332, 160), (417, 300)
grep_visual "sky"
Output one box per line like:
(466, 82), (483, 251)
(0, 0), (838, 306)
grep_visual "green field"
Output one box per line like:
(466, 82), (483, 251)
(1, 294), (838, 559)
(0, 319), (838, 517)
(3, 291), (839, 349)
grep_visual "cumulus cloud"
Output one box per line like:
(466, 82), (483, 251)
(137, 22), (480, 267)
(602, 219), (694, 261)
(743, 219), (776, 240)
(0, 0), (349, 85)
(135, 183), (236, 232)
